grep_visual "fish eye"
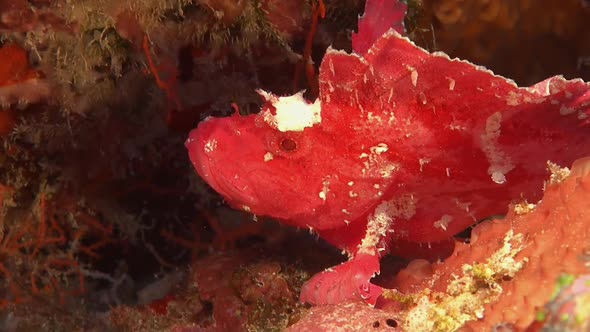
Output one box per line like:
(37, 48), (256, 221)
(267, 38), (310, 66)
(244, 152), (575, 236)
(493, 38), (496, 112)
(280, 138), (297, 152)
(266, 131), (307, 159)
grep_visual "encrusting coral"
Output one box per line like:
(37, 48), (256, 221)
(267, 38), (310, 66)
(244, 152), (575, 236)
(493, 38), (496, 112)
(0, 0), (365, 329)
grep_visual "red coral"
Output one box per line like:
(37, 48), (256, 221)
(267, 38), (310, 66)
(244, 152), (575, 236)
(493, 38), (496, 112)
(0, 42), (50, 110)
(0, 191), (113, 308)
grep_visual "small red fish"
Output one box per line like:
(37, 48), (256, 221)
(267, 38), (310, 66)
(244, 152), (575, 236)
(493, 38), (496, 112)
(187, 0), (590, 305)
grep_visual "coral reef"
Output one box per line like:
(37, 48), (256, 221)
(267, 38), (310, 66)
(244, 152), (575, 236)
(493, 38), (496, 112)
(0, 0), (589, 331)
(109, 229), (339, 332)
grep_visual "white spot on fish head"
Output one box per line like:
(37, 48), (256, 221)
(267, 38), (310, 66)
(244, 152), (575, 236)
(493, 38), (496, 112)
(258, 90), (322, 132)
(264, 152), (274, 162)
(319, 179), (330, 202)
(204, 139), (217, 153)
(506, 91), (521, 106)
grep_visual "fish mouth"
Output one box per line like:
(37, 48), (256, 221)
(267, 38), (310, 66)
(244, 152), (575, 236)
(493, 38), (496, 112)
(209, 166), (260, 208)
(186, 133), (260, 208)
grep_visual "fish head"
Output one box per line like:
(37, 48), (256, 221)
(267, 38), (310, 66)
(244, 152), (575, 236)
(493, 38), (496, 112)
(186, 90), (339, 223)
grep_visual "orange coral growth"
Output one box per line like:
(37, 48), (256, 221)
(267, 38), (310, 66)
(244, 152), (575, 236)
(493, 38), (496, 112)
(0, 42), (49, 118)
(0, 190), (114, 308)
(0, 43), (40, 136)
(293, 0), (325, 97)
(0, 43), (39, 87)
(142, 36), (182, 127)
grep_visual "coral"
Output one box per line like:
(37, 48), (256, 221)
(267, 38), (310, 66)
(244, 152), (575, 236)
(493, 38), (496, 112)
(0, 189), (114, 309)
(0, 42), (48, 136)
(109, 248), (310, 332)
(287, 301), (402, 331)
(0, 0), (589, 331)
(536, 274), (590, 331)
(0, 0), (368, 329)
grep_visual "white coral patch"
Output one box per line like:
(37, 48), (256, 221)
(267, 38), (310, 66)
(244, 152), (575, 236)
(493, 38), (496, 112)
(258, 90), (322, 132)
